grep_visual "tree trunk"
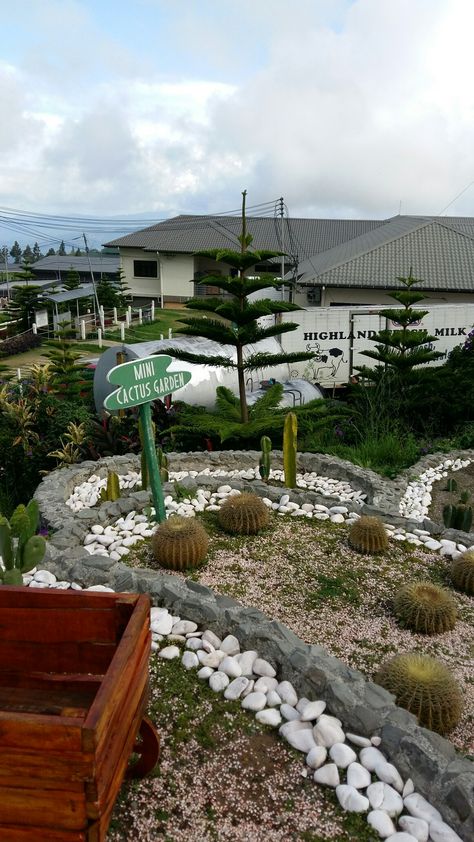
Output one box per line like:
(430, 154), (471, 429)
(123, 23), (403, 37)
(236, 345), (248, 423)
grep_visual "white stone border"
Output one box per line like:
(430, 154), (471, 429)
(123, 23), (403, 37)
(399, 457), (472, 521)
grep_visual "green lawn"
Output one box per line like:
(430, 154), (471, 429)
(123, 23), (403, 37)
(105, 309), (186, 343)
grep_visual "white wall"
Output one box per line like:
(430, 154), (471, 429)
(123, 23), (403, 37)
(294, 286), (474, 308)
(119, 248), (194, 301)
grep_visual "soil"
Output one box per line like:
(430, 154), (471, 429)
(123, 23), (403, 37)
(429, 464), (474, 526)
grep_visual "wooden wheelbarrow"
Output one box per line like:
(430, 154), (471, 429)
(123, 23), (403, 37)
(0, 587), (160, 841)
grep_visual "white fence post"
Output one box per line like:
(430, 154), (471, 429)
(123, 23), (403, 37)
(80, 320), (86, 340)
(98, 328), (103, 349)
(138, 308), (143, 325)
(17, 368), (21, 381)
(127, 305), (132, 323)
(120, 322), (125, 342)
(168, 327), (172, 339)
(32, 323), (37, 335)
(125, 312), (130, 328)
(160, 333), (164, 340)
(113, 307), (118, 325)
(151, 300), (155, 321)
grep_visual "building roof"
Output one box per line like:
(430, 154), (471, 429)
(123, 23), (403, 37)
(295, 216), (474, 291)
(104, 215), (388, 259)
(30, 255), (120, 274)
(42, 284), (96, 304)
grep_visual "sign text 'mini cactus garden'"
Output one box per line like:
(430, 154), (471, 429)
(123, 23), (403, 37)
(104, 355), (191, 522)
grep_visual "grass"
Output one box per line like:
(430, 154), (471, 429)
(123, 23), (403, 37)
(104, 309), (187, 343)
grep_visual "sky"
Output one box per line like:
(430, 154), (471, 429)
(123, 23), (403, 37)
(1, 0), (474, 246)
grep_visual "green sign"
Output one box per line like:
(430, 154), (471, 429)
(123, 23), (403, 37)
(104, 354), (192, 411)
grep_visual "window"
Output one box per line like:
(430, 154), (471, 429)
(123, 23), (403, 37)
(133, 260), (158, 278)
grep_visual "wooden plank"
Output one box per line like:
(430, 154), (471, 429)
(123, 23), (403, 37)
(0, 608), (118, 644)
(0, 785), (87, 831)
(0, 823), (87, 841)
(0, 587), (138, 611)
(83, 596), (150, 749)
(0, 748), (94, 785)
(0, 641), (116, 674)
(0, 671), (103, 695)
(0, 712), (83, 752)
(0, 684), (97, 716)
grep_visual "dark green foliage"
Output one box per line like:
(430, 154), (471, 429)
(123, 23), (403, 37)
(393, 581), (457, 634)
(42, 325), (92, 400)
(160, 190), (313, 423)
(9, 241), (22, 263)
(348, 516), (388, 554)
(63, 267), (81, 290)
(151, 515), (209, 570)
(96, 274), (120, 308)
(6, 284), (45, 332)
(0, 331), (41, 358)
(218, 492), (270, 535)
(375, 653), (463, 734)
(451, 550), (474, 595)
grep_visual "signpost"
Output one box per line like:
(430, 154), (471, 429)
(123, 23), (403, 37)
(104, 355), (192, 523)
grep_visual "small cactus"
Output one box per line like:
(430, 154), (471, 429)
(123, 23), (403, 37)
(283, 412), (297, 488)
(100, 471), (121, 502)
(348, 516), (388, 554)
(0, 500), (46, 585)
(443, 503), (473, 532)
(393, 581), (457, 635)
(444, 478), (457, 493)
(157, 446), (169, 483)
(151, 515), (208, 571)
(259, 435), (272, 482)
(451, 550), (474, 596)
(218, 492), (270, 535)
(375, 653), (463, 735)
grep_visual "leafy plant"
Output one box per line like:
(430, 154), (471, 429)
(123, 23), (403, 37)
(218, 492), (270, 535)
(393, 581), (457, 634)
(375, 653), (462, 735)
(0, 500), (46, 585)
(160, 190), (313, 423)
(47, 421), (88, 467)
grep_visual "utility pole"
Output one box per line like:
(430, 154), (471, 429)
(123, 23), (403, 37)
(279, 197), (286, 302)
(83, 233), (104, 330)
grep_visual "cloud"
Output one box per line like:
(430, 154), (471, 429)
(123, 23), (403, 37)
(1, 0), (474, 223)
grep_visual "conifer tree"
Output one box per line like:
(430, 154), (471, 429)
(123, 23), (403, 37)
(10, 241), (22, 263)
(22, 244), (34, 264)
(356, 271), (444, 382)
(63, 267), (81, 290)
(32, 242), (42, 262)
(161, 191), (313, 423)
(58, 241), (66, 256)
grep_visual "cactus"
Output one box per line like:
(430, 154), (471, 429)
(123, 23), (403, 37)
(218, 492), (270, 535)
(375, 653), (462, 735)
(444, 478), (457, 493)
(442, 503), (473, 532)
(451, 550), (474, 596)
(259, 435), (272, 482)
(99, 471), (121, 503)
(348, 516), (388, 554)
(393, 581), (457, 635)
(151, 515), (208, 571)
(157, 446), (169, 483)
(0, 501), (46, 585)
(283, 412), (297, 488)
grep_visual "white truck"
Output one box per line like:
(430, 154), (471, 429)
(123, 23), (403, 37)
(275, 304), (474, 389)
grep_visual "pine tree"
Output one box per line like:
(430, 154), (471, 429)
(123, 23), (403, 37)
(46, 248), (56, 257)
(356, 272), (443, 381)
(8, 285), (44, 330)
(161, 190), (314, 423)
(63, 267), (81, 290)
(58, 241), (66, 256)
(22, 244), (34, 264)
(115, 267), (132, 307)
(96, 274), (120, 308)
(10, 241), (22, 263)
(32, 242), (42, 262)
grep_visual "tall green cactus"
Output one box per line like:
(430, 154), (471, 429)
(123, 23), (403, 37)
(283, 412), (297, 488)
(157, 446), (169, 483)
(259, 435), (272, 482)
(0, 500), (46, 586)
(100, 471), (121, 502)
(443, 504), (473, 532)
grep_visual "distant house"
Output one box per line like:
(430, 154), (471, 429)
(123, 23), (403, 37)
(27, 255), (120, 286)
(105, 214), (474, 307)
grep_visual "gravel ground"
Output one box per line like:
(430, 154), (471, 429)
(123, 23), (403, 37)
(129, 512), (474, 756)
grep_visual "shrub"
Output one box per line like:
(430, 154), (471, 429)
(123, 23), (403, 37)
(151, 515), (209, 571)
(218, 492), (270, 535)
(0, 332), (41, 357)
(393, 581), (457, 634)
(348, 516), (388, 554)
(375, 653), (462, 735)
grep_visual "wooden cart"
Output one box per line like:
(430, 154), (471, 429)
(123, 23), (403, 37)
(0, 587), (160, 841)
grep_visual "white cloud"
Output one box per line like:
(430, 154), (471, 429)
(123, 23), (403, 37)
(1, 0), (474, 221)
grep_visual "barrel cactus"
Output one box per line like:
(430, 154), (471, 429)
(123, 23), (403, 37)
(393, 581), (457, 635)
(218, 492), (270, 535)
(451, 550), (474, 596)
(375, 653), (462, 735)
(151, 515), (209, 571)
(348, 516), (388, 554)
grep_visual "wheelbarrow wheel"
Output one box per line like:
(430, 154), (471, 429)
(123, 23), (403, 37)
(126, 715), (160, 779)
